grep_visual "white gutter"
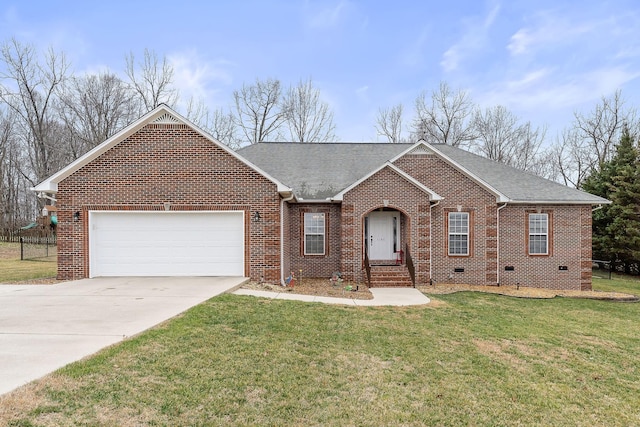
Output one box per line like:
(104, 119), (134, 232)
(507, 200), (611, 205)
(280, 192), (296, 286)
(35, 192), (57, 203)
(294, 198), (340, 203)
(496, 202), (508, 285)
(429, 199), (440, 284)
(592, 204), (604, 212)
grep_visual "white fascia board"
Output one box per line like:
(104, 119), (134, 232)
(505, 199), (612, 205)
(31, 104), (292, 195)
(332, 161), (443, 202)
(390, 141), (511, 203)
(294, 198), (340, 203)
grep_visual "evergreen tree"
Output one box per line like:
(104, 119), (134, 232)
(583, 127), (640, 273)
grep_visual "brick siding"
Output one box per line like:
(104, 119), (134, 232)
(499, 205), (592, 290)
(56, 123), (593, 291)
(56, 123), (281, 282)
(341, 165), (432, 284)
(287, 203), (342, 280)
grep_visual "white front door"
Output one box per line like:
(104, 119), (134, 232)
(367, 211), (399, 260)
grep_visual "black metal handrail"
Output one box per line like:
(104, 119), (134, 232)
(363, 241), (371, 287)
(405, 243), (416, 287)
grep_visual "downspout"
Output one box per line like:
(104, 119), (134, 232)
(280, 192), (295, 286)
(496, 202), (508, 285)
(429, 200), (440, 285)
(592, 204), (603, 213)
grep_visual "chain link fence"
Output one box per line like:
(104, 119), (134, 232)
(20, 236), (57, 261)
(592, 260), (612, 280)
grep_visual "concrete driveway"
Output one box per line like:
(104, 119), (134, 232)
(0, 276), (246, 396)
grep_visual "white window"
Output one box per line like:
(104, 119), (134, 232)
(304, 212), (325, 255)
(448, 212), (469, 256)
(529, 213), (548, 255)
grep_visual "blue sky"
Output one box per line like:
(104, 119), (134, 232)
(1, 0), (639, 143)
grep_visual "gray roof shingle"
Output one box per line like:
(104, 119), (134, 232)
(238, 142), (609, 204)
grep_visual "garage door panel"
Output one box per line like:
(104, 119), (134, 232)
(90, 212), (245, 277)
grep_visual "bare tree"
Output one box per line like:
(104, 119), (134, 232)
(186, 98), (242, 149)
(551, 90), (639, 188)
(573, 90), (638, 169)
(471, 105), (546, 172)
(0, 38), (69, 184)
(412, 81), (475, 147)
(0, 106), (38, 227)
(282, 78), (336, 143)
(57, 71), (137, 158)
(0, 108), (16, 227)
(375, 103), (404, 143)
(207, 108), (242, 149)
(233, 77), (285, 143)
(471, 105), (520, 163)
(125, 49), (178, 113)
(551, 129), (593, 188)
(511, 121), (547, 172)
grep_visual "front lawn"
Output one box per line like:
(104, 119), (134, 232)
(593, 273), (640, 296)
(0, 242), (57, 283)
(2, 284), (639, 426)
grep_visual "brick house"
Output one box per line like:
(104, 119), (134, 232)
(34, 105), (609, 290)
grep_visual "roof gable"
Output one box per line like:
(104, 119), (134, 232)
(431, 144), (610, 204)
(334, 162), (442, 201)
(391, 141), (509, 203)
(33, 105), (291, 194)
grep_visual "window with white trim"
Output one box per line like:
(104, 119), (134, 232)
(448, 212), (469, 256)
(528, 213), (548, 255)
(304, 212), (325, 255)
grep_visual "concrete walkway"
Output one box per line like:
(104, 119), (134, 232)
(234, 287), (431, 306)
(0, 277), (246, 396)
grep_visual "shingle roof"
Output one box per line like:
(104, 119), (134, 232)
(238, 143), (407, 199)
(238, 142), (609, 204)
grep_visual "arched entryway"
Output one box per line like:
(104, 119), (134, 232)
(363, 207), (413, 287)
(365, 209), (402, 263)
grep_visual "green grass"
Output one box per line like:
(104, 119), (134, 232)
(2, 288), (639, 426)
(0, 242), (56, 282)
(593, 272), (640, 295)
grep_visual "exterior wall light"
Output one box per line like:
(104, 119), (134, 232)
(252, 211), (261, 222)
(74, 211), (81, 221)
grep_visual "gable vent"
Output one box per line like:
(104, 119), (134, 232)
(409, 145), (433, 155)
(152, 113), (180, 124)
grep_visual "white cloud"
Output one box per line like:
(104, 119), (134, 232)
(507, 12), (598, 56)
(476, 66), (640, 114)
(168, 50), (234, 108)
(440, 3), (501, 72)
(356, 85), (369, 98)
(307, 0), (350, 29)
(505, 68), (552, 91)
(400, 28), (430, 68)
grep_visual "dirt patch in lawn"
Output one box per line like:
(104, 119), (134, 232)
(242, 278), (374, 300)
(0, 243), (19, 259)
(418, 283), (638, 301)
(2, 277), (62, 285)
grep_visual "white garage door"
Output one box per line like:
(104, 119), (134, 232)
(89, 211), (244, 277)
